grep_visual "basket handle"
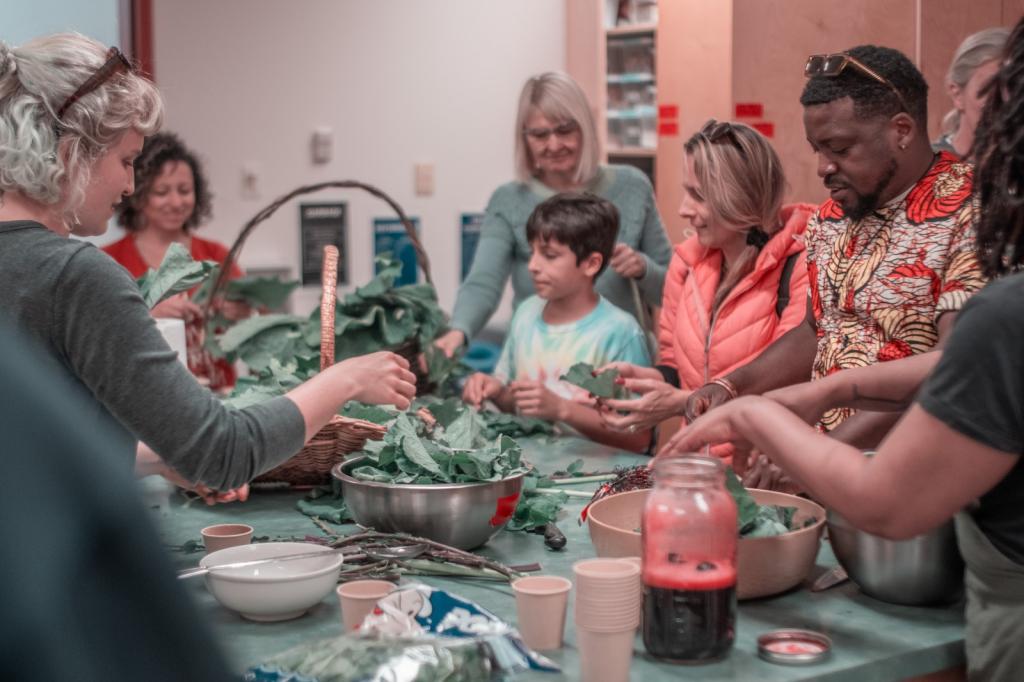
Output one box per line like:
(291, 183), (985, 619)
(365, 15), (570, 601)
(200, 180), (432, 325)
(320, 245), (339, 371)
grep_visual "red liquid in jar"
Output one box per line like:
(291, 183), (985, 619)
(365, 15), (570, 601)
(642, 560), (737, 661)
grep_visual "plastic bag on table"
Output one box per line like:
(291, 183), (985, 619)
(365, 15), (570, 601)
(244, 583), (558, 682)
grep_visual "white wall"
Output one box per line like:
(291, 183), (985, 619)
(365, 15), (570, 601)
(2, 0), (119, 46)
(152, 0), (566, 332)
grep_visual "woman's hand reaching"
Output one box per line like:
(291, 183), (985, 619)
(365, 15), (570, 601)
(336, 351), (417, 409)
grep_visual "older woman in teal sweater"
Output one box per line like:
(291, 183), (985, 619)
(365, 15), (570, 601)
(434, 72), (672, 356)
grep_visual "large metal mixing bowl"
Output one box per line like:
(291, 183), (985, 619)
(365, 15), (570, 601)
(827, 510), (964, 606)
(331, 457), (527, 550)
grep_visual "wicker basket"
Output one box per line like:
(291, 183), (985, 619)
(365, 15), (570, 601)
(203, 181), (434, 486)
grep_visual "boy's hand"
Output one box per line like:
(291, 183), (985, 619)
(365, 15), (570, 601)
(462, 372), (503, 408)
(509, 380), (567, 421)
(610, 243), (647, 279)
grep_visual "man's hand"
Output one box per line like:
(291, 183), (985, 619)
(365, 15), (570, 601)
(742, 453), (800, 494)
(684, 382), (734, 421)
(509, 380), (567, 421)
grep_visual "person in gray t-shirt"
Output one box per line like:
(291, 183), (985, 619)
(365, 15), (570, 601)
(0, 33), (416, 493)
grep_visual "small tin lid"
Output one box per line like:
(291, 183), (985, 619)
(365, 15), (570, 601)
(757, 629), (832, 665)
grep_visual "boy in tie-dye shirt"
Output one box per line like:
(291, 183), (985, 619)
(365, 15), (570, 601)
(462, 193), (653, 452)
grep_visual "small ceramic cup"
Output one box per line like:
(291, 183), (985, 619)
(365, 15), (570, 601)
(336, 579), (396, 632)
(201, 524), (254, 554)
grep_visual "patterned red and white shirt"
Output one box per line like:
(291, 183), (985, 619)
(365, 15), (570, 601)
(805, 152), (985, 430)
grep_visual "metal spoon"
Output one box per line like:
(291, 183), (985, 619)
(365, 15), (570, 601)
(363, 543), (429, 561)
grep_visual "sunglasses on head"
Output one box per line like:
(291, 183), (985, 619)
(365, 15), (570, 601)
(698, 119), (743, 149)
(804, 52), (911, 114)
(55, 47), (134, 124)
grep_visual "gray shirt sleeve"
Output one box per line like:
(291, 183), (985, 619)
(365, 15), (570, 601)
(53, 248), (306, 490)
(449, 192), (516, 339)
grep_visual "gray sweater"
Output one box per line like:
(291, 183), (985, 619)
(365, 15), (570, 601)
(0, 221), (305, 490)
(450, 165), (672, 339)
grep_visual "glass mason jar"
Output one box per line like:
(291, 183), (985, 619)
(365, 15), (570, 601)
(641, 454), (738, 662)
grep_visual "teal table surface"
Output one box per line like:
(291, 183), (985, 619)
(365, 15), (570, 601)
(148, 437), (965, 681)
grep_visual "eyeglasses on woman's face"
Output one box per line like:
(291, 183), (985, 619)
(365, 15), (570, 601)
(523, 121), (580, 142)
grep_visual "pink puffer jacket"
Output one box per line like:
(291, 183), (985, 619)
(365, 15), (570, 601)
(659, 203), (815, 391)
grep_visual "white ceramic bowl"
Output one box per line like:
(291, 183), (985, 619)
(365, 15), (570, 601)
(200, 542), (343, 621)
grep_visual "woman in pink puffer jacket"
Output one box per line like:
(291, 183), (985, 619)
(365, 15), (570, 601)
(600, 120), (813, 464)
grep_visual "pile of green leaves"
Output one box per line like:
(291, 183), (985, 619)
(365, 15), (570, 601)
(724, 468), (812, 538)
(222, 276), (299, 310)
(351, 409), (528, 485)
(135, 242), (217, 308)
(560, 362), (629, 400)
(425, 397), (554, 440)
(216, 254), (461, 397)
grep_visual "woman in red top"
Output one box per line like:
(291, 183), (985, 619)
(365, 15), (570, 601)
(105, 132), (247, 390)
(599, 121), (812, 467)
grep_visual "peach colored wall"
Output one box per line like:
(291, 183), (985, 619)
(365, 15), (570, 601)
(656, 0), (734, 243)
(731, 0), (917, 207)
(921, 0), (1008, 143)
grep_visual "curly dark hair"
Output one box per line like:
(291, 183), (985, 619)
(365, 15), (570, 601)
(972, 17), (1024, 278)
(800, 45), (929, 129)
(525, 192), (619, 278)
(116, 132), (213, 231)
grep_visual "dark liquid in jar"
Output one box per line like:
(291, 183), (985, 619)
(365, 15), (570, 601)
(642, 563), (736, 661)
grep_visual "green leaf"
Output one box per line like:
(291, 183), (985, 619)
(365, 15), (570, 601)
(224, 276), (300, 310)
(136, 242), (217, 308)
(427, 397), (464, 429)
(508, 491), (568, 531)
(339, 401), (397, 425)
(444, 408), (484, 450)
(725, 467), (760, 533)
(566, 458), (584, 476)
(350, 466), (394, 482)
(393, 415), (442, 475)
(559, 362), (626, 399)
(217, 314), (304, 353)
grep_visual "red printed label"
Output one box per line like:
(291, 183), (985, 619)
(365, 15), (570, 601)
(752, 122), (775, 138)
(658, 104), (679, 119)
(735, 103), (764, 118)
(658, 121), (678, 136)
(490, 493), (521, 527)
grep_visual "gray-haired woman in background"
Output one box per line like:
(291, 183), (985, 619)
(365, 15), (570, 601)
(934, 27), (1009, 157)
(433, 71), (672, 357)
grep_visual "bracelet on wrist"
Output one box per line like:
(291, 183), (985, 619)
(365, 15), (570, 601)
(709, 377), (739, 401)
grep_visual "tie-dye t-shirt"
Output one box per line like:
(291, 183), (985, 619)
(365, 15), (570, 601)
(493, 295), (652, 399)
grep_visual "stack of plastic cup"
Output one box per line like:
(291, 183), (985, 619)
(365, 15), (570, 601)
(573, 558), (642, 682)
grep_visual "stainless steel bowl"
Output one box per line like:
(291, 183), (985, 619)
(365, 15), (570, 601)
(331, 457), (527, 550)
(827, 509), (963, 606)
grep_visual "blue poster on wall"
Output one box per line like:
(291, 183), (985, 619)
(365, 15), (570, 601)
(373, 217), (420, 286)
(460, 212), (484, 281)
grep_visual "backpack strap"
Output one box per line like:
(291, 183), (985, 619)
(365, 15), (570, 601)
(775, 252), (800, 318)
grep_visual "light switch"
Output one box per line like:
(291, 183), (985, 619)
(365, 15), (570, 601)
(415, 163), (434, 196)
(312, 127), (333, 164)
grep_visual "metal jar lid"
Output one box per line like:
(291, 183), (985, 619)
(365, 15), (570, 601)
(757, 629), (832, 665)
